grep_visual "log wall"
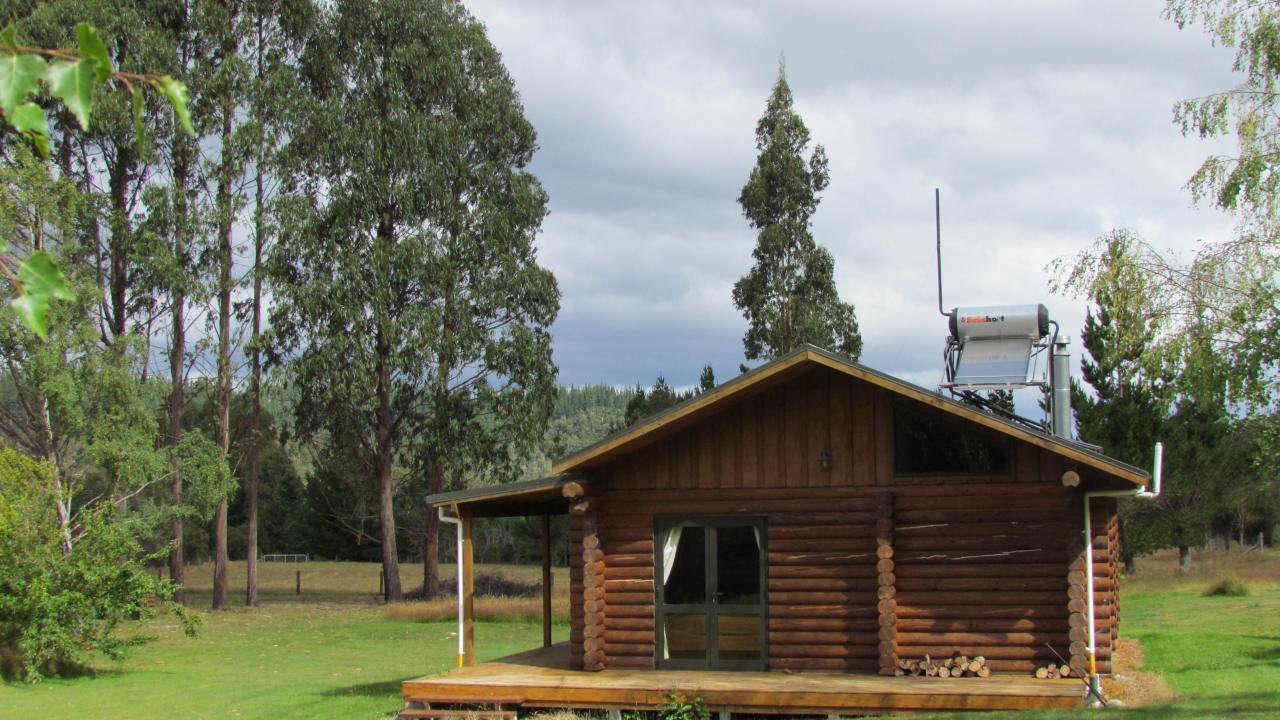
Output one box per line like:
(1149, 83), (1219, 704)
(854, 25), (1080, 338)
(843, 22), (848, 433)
(564, 366), (1121, 674)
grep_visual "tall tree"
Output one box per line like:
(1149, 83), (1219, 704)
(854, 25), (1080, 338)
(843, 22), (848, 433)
(200, 0), (247, 611)
(155, 0), (204, 608)
(1055, 230), (1256, 571)
(732, 63), (861, 362)
(1150, 1), (1280, 409)
(273, 0), (558, 602)
(241, 0), (309, 608)
(1065, 232), (1169, 570)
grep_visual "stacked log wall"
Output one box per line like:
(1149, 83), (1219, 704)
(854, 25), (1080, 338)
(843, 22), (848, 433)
(570, 366), (1121, 674)
(567, 512), (584, 669)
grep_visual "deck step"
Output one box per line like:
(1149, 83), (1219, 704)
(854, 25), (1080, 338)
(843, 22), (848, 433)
(399, 710), (517, 720)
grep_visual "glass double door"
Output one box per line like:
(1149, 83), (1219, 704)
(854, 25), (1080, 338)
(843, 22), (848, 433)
(656, 517), (766, 670)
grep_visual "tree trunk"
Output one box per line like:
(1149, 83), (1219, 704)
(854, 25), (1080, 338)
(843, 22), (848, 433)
(1178, 544), (1191, 573)
(245, 12), (266, 607)
(423, 457), (443, 598)
(378, 454), (402, 601)
(1123, 557), (1136, 576)
(245, 175), (263, 607)
(169, 289), (186, 603)
(375, 330), (403, 602)
(212, 7), (236, 610)
(38, 394), (72, 557)
(169, 133), (190, 604)
(105, 149), (135, 341)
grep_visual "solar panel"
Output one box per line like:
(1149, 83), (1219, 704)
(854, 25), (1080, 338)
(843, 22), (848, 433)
(951, 337), (1033, 386)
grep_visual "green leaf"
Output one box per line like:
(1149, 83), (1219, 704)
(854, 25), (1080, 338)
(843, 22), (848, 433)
(29, 131), (49, 159)
(11, 101), (46, 135)
(75, 23), (112, 84)
(8, 294), (49, 339)
(17, 251), (74, 302)
(0, 24), (18, 52)
(0, 53), (46, 119)
(156, 76), (192, 136)
(10, 250), (72, 339)
(46, 59), (95, 130)
(0, 237), (8, 253)
(11, 101), (49, 158)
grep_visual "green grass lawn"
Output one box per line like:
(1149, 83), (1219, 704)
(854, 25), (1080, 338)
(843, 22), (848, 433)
(2, 552), (1278, 719)
(0, 602), (566, 719)
(1118, 588), (1280, 718)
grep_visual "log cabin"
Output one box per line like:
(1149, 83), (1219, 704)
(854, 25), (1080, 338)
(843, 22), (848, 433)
(401, 345), (1149, 717)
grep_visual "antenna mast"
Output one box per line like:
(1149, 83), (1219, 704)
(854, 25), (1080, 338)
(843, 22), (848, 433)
(936, 188), (947, 317)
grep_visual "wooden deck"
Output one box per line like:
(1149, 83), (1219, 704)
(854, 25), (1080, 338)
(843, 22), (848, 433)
(401, 643), (1087, 716)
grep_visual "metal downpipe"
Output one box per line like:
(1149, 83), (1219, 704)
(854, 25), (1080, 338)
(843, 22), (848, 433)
(1082, 442), (1163, 702)
(437, 505), (465, 668)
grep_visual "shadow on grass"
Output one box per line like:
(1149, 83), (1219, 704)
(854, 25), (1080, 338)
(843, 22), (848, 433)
(318, 676), (414, 698)
(1111, 693), (1280, 717)
(1243, 643), (1280, 662)
(1, 650), (129, 684)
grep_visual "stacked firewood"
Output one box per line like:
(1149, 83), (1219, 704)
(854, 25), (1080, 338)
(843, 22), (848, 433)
(1033, 663), (1073, 680)
(895, 653), (990, 678)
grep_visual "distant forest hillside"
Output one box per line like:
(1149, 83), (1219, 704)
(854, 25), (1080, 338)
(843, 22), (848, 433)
(523, 384), (632, 478)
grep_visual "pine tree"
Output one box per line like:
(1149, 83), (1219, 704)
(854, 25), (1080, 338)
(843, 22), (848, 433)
(732, 62), (861, 362)
(698, 364), (716, 394)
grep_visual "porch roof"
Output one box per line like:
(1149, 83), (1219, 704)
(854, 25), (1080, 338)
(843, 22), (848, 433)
(426, 472), (586, 517)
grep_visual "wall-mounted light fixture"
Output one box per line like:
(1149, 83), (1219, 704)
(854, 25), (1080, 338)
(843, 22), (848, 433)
(819, 449), (832, 469)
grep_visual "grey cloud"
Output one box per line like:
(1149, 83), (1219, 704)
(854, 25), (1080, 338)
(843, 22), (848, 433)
(468, 0), (1240, 389)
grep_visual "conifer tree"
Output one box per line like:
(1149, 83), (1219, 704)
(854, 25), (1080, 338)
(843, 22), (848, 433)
(733, 63), (861, 362)
(698, 364), (716, 394)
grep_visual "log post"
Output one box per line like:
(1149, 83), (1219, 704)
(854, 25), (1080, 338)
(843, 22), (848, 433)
(1063, 488), (1087, 677)
(1109, 510), (1121, 642)
(569, 486), (605, 671)
(875, 491), (897, 676)
(461, 510), (475, 666)
(542, 513), (553, 648)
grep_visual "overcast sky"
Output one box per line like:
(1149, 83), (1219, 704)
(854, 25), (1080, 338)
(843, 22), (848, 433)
(465, 0), (1239, 397)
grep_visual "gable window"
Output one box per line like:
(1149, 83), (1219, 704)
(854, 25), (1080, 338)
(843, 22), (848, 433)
(892, 398), (1011, 476)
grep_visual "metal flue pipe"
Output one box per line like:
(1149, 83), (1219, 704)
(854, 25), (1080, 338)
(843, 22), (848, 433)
(1050, 336), (1072, 439)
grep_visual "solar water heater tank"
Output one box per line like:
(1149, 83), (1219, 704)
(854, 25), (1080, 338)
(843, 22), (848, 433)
(945, 304), (1050, 387)
(948, 304), (1050, 342)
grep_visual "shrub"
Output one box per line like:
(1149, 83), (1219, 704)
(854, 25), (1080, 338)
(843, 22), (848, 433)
(1203, 577), (1249, 597)
(660, 692), (710, 720)
(404, 572), (540, 600)
(0, 449), (197, 679)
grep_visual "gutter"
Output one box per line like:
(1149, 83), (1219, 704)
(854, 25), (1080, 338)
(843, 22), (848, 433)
(1082, 441), (1163, 701)
(437, 505), (466, 668)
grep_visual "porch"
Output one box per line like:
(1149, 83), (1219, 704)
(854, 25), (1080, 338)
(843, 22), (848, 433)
(400, 643), (1087, 716)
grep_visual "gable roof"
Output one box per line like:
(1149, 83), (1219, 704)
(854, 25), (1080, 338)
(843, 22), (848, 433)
(553, 345), (1149, 486)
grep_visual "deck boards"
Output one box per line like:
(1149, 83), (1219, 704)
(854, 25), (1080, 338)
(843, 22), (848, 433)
(402, 643), (1086, 714)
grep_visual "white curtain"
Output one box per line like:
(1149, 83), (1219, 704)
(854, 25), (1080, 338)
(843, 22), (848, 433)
(661, 526), (683, 660)
(662, 526), (683, 584)
(752, 525), (761, 551)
